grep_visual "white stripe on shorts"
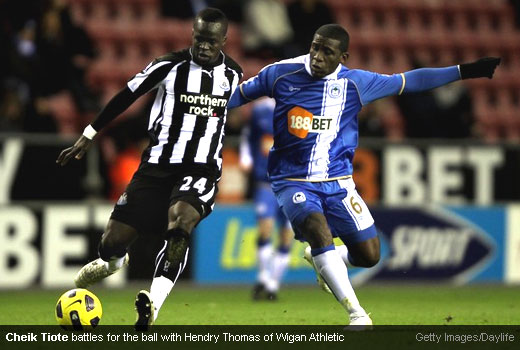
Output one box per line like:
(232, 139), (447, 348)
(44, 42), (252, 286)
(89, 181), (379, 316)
(337, 178), (374, 231)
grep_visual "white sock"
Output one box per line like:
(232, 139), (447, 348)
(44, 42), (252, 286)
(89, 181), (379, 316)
(266, 250), (290, 292)
(335, 245), (354, 268)
(257, 243), (273, 286)
(312, 249), (365, 315)
(150, 276), (174, 321)
(105, 255), (126, 273)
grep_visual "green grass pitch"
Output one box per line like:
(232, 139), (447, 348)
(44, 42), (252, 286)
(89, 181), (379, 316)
(1, 284), (519, 325)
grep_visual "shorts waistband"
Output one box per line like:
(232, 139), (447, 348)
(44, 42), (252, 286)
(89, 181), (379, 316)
(283, 175), (352, 182)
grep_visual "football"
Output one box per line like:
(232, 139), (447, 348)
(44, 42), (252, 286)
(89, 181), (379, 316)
(55, 289), (102, 329)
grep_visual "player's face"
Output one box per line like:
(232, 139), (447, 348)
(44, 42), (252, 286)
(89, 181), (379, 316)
(192, 18), (227, 66)
(309, 34), (348, 78)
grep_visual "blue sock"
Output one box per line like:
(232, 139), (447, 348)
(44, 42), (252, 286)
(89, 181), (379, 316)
(310, 244), (335, 257)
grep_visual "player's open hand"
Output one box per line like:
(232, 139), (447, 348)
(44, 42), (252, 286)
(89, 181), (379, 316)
(56, 136), (93, 166)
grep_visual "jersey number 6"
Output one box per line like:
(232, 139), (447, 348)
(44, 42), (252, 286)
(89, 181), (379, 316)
(350, 196), (363, 214)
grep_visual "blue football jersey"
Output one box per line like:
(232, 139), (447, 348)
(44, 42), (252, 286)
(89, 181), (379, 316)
(239, 98), (276, 182)
(235, 54), (405, 181)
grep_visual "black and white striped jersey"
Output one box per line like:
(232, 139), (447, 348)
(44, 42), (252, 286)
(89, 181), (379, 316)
(127, 49), (242, 171)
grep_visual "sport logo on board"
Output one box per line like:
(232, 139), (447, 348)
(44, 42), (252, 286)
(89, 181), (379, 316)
(370, 207), (496, 283)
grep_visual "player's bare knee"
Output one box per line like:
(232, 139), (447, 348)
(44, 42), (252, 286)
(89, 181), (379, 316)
(347, 248), (379, 267)
(361, 250), (380, 267)
(365, 240), (381, 267)
(300, 213), (333, 248)
(168, 214), (198, 233)
(365, 254), (380, 267)
(168, 203), (200, 232)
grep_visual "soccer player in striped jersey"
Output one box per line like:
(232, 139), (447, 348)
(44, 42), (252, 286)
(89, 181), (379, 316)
(239, 98), (293, 301)
(56, 8), (242, 330)
(228, 24), (499, 328)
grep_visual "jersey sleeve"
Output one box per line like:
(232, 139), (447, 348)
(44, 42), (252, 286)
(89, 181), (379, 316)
(347, 66), (462, 105)
(127, 60), (175, 97)
(402, 66), (461, 93)
(90, 87), (136, 131)
(90, 59), (175, 131)
(346, 69), (405, 105)
(228, 64), (278, 108)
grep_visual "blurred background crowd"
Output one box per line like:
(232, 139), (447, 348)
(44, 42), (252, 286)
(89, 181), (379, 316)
(1, 0), (520, 200)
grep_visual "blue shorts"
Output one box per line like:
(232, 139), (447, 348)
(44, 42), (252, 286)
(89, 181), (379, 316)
(254, 182), (288, 228)
(271, 177), (377, 244)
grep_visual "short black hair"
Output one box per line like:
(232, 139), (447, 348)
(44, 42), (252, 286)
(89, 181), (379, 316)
(195, 7), (228, 33)
(315, 24), (350, 52)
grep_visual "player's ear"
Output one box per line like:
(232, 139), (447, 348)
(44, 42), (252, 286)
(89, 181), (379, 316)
(341, 52), (350, 65)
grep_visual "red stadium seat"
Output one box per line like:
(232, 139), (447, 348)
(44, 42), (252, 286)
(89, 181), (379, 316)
(45, 92), (82, 135)
(381, 100), (405, 140)
(243, 59), (271, 80)
(75, 0), (520, 142)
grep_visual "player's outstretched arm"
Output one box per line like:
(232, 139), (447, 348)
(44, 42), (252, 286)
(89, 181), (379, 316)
(402, 56), (501, 94)
(459, 57), (501, 79)
(56, 58), (174, 166)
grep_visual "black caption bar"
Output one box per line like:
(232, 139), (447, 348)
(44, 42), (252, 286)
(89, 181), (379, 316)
(1, 326), (519, 350)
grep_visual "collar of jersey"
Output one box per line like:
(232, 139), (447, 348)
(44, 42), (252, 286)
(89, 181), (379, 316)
(304, 54), (342, 80)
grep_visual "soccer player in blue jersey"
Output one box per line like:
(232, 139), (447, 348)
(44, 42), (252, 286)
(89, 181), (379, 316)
(240, 98), (293, 301)
(228, 24), (500, 328)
